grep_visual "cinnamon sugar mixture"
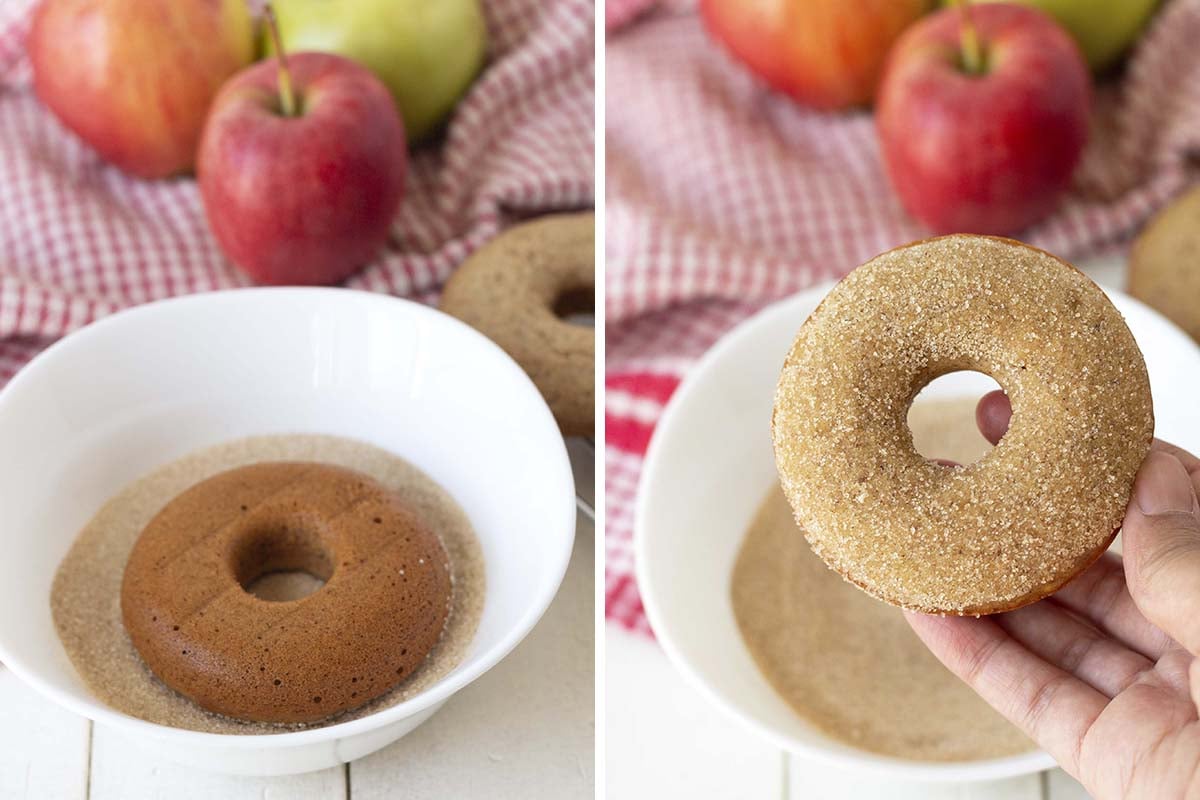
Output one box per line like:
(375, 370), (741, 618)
(734, 398), (1033, 761)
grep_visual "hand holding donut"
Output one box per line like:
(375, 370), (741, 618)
(908, 391), (1200, 800)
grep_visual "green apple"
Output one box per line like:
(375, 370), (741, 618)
(962, 0), (1159, 70)
(266, 0), (487, 141)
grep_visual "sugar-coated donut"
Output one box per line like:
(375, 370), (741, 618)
(1129, 184), (1200, 344)
(440, 213), (594, 436)
(121, 462), (451, 723)
(772, 235), (1154, 615)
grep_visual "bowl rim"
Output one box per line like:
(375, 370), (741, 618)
(635, 283), (1066, 782)
(0, 286), (578, 747)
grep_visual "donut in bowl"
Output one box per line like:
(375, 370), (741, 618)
(121, 462), (451, 723)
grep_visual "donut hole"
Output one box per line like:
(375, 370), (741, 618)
(232, 520), (334, 602)
(907, 370), (1003, 465)
(244, 571), (325, 602)
(552, 285), (594, 327)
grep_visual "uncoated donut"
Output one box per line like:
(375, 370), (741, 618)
(121, 462), (451, 723)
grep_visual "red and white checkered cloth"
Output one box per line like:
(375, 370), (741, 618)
(605, 0), (661, 30)
(0, 0), (594, 384)
(605, 0), (1200, 635)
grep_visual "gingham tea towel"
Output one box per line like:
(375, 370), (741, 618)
(0, 0), (595, 383)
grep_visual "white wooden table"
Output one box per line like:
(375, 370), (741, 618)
(0, 438), (595, 800)
(606, 259), (1128, 800)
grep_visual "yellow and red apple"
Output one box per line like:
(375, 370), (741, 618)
(700, 0), (933, 110)
(876, 3), (1090, 235)
(197, 53), (408, 285)
(29, 0), (254, 179)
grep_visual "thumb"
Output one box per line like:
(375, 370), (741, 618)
(1123, 450), (1200, 655)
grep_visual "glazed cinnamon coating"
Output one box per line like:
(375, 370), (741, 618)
(772, 235), (1153, 615)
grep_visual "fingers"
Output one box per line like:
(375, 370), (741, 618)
(1151, 439), (1200, 495)
(975, 389), (1010, 446)
(1122, 451), (1200, 656)
(997, 600), (1155, 697)
(1051, 554), (1178, 661)
(905, 613), (1105, 775)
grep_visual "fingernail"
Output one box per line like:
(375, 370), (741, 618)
(1135, 451), (1197, 515)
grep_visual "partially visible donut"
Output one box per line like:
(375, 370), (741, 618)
(1129, 184), (1200, 343)
(440, 213), (594, 436)
(772, 235), (1154, 615)
(121, 462), (451, 723)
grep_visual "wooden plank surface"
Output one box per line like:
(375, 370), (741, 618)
(88, 724), (346, 800)
(788, 759), (1043, 800)
(605, 624), (781, 800)
(0, 667), (89, 800)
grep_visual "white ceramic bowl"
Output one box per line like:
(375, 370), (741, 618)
(0, 288), (576, 776)
(636, 284), (1200, 783)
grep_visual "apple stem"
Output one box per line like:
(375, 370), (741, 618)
(263, 4), (297, 116)
(951, 0), (984, 75)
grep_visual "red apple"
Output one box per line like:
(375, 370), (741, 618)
(29, 0), (254, 179)
(876, 3), (1090, 235)
(197, 52), (408, 286)
(700, 0), (932, 110)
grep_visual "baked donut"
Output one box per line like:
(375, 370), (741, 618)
(1129, 184), (1200, 343)
(121, 462), (451, 723)
(772, 235), (1153, 615)
(440, 213), (594, 436)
